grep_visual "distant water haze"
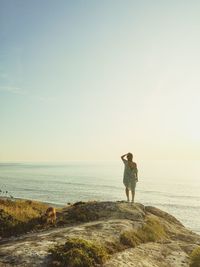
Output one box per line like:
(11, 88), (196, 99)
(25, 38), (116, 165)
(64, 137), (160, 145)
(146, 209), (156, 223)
(1, 1), (200, 162)
(0, 160), (200, 234)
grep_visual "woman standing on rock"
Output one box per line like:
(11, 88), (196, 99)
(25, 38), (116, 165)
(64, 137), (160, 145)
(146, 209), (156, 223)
(121, 153), (138, 203)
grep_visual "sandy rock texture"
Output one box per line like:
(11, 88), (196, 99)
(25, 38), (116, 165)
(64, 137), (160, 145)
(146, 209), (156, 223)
(0, 201), (199, 267)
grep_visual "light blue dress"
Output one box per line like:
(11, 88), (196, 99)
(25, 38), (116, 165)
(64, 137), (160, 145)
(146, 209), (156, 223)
(123, 159), (137, 191)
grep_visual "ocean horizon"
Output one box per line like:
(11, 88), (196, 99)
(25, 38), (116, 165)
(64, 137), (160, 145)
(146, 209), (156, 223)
(0, 160), (200, 234)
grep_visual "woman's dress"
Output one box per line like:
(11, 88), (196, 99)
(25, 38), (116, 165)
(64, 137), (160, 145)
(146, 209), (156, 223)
(123, 159), (137, 190)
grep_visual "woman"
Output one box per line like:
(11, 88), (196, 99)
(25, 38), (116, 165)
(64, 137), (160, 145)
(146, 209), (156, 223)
(121, 153), (138, 203)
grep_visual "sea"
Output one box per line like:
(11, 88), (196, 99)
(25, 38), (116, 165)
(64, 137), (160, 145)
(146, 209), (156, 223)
(0, 160), (200, 234)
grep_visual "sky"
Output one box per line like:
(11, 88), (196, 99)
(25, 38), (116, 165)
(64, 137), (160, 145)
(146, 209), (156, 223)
(0, 0), (200, 161)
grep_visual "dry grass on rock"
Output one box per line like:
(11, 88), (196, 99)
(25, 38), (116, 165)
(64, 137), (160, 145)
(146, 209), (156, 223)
(120, 216), (168, 248)
(0, 198), (48, 237)
(49, 237), (109, 267)
(190, 246), (200, 267)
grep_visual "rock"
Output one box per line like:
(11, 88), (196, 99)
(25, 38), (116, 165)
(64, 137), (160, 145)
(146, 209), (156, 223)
(145, 206), (183, 226)
(0, 201), (199, 267)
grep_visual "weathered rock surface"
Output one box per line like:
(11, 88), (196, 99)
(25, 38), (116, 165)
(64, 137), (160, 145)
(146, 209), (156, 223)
(0, 201), (199, 267)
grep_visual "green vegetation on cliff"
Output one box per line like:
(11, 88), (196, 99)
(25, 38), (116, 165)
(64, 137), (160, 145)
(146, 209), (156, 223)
(120, 217), (168, 247)
(0, 198), (48, 237)
(190, 246), (200, 267)
(49, 237), (108, 267)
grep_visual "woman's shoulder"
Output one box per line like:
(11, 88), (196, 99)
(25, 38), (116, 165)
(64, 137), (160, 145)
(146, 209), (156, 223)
(129, 161), (137, 168)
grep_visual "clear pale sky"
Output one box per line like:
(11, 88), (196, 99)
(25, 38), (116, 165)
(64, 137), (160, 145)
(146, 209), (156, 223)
(0, 0), (200, 161)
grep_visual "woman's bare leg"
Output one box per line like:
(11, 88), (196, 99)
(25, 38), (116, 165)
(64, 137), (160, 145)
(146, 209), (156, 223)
(131, 190), (135, 203)
(125, 187), (130, 202)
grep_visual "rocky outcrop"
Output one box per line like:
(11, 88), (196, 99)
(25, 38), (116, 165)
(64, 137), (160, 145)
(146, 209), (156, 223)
(0, 201), (199, 267)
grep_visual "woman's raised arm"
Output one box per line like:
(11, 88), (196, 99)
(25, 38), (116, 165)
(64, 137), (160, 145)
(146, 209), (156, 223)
(121, 153), (128, 161)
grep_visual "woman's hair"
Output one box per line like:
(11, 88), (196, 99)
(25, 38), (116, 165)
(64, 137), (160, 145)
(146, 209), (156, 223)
(127, 153), (133, 161)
